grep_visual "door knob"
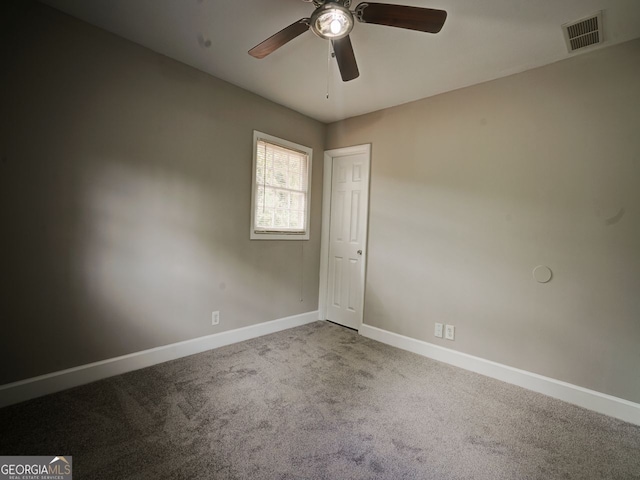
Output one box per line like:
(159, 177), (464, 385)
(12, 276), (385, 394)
(357, 250), (362, 255)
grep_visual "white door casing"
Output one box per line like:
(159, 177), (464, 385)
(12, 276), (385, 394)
(319, 145), (371, 330)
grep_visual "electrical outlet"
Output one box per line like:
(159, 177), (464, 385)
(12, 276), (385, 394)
(445, 324), (455, 340)
(212, 311), (220, 326)
(434, 323), (444, 338)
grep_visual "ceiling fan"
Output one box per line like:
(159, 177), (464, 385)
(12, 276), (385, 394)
(248, 0), (447, 82)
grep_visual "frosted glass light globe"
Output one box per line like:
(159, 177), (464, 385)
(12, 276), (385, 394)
(330, 19), (342, 35)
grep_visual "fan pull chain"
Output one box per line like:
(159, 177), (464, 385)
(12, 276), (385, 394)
(326, 41), (332, 99)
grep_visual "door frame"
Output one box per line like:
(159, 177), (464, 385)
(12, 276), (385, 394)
(318, 143), (372, 331)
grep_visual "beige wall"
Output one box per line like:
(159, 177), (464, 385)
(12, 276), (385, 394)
(0, 3), (325, 384)
(327, 39), (640, 403)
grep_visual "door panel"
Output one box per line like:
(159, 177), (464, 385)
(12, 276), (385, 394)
(332, 257), (343, 307)
(349, 190), (360, 242)
(326, 152), (369, 330)
(334, 191), (345, 241)
(347, 258), (358, 312)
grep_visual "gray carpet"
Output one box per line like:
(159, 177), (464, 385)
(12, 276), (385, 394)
(1, 321), (639, 479)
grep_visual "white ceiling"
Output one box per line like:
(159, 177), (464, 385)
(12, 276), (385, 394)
(42, 0), (640, 123)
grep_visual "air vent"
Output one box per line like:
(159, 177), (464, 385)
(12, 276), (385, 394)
(562, 11), (603, 53)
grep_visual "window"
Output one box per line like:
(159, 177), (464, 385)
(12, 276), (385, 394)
(251, 131), (312, 240)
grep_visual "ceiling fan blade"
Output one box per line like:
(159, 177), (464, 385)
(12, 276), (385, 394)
(332, 36), (359, 82)
(355, 3), (447, 33)
(248, 18), (310, 59)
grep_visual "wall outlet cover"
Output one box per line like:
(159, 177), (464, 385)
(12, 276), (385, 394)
(445, 324), (455, 340)
(434, 323), (444, 338)
(212, 311), (220, 326)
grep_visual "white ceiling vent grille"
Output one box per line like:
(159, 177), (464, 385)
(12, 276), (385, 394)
(562, 11), (603, 53)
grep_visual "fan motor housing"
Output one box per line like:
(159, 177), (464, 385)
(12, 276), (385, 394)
(310, 2), (355, 40)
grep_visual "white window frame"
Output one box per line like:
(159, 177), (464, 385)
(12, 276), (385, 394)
(250, 131), (313, 240)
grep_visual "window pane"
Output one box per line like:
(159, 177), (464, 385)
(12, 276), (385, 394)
(276, 190), (289, 209)
(289, 210), (304, 229)
(265, 148), (275, 186)
(253, 136), (310, 236)
(299, 158), (308, 190)
(256, 208), (273, 228)
(256, 186), (265, 209)
(274, 151), (288, 188)
(274, 209), (289, 228)
(265, 187), (276, 208)
(289, 158), (301, 190)
(256, 144), (266, 185)
(290, 192), (304, 211)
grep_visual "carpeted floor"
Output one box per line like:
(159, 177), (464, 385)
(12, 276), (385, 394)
(1, 321), (639, 479)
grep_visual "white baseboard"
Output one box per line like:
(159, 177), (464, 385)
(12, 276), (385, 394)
(0, 310), (320, 409)
(359, 323), (640, 426)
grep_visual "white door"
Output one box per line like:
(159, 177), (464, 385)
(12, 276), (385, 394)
(325, 149), (370, 330)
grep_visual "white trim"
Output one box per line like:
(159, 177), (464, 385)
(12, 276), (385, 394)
(359, 323), (640, 426)
(318, 153), (333, 321)
(250, 130), (312, 241)
(0, 311), (319, 409)
(318, 144), (371, 329)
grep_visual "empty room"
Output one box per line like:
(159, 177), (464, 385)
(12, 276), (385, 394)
(1, 0), (639, 478)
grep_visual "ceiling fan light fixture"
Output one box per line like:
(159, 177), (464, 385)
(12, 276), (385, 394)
(249, 1), (448, 84)
(310, 3), (354, 40)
